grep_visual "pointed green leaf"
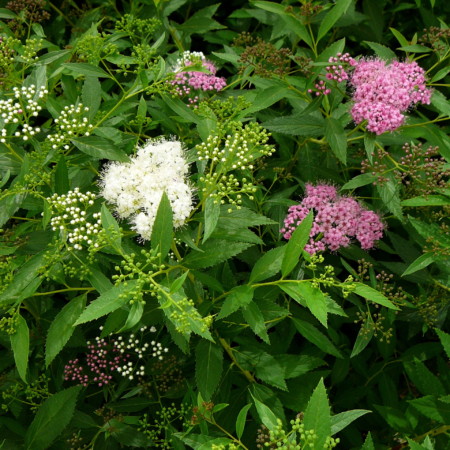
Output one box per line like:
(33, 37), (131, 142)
(63, 62), (111, 78)
(74, 280), (139, 325)
(24, 386), (81, 450)
(364, 41), (397, 59)
(54, 155), (69, 195)
(330, 409), (371, 435)
(250, 246), (286, 283)
(402, 253), (436, 276)
(81, 76), (101, 120)
(354, 283), (399, 310)
(10, 315), (29, 383)
(435, 328), (450, 359)
(101, 203), (122, 249)
(404, 360), (446, 396)
(195, 340), (223, 401)
(317, 0), (352, 41)
(203, 197), (221, 243)
(45, 295), (86, 367)
(118, 301), (144, 332)
(250, 393), (278, 431)
(71, 136), (129, 162)
(243, 302), (269, 344)
(218, 285), (254, 319)
(303, 379), (331, 449)
(255, 353), (287, 391)
(350, 314), (375, 358)
(151, 191), (173, 261)
(401, 195), (449, 207)
(361, 432), (375, 450)
(281, 211), (313, 278)
(341, 173), (377, 191)
(325, 117), (347, 164)
(389, 27), (409, 46)
(235, 404), (252, 440)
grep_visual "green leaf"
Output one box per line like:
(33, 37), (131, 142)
(250, 393), (278, 431)
(62, 62), (111, 78)
(216, 207), (276, 229)
(249, 246), (286, 283)
(119, 301), (144, 332)
(177, 4), (225, 33)
(281, 211), (313, 278)
(45, 295), (86, 367)
(377, 179), (403, 220)
(404, 360), (446, 396)
(435, 328), (450, 359)
(74, 280), (139, 325)
(361, 432), (375, 450)
(402, 253), (436, 276)
(24, 386), (81, 450)
(430, 89), (450, 117)
(10, 315), (29, 383)
(292, 318), (342, 358)
(183, 240), (253, 269)
(389, 27), (409, 46)
(303, 379), (331, 449)
(350, 315), (375, 358)
(341, 173), (377, 191)
(255, 353), (287, 391)
(363, 41), (397, 59)
(242, 302), (270, 344)
(241, 86), (290, 116)
(407, 437), (434, 450)
(71, 136), (129, 162)
(364, 134), (375, 163)
(235, 404), (252, 440)
(54, 155), (69, 195)
(81, 76), (102, 120)
(401, 195), (450, 207)
(409, 395), (450, 424)
(275, 354), (325, 379)
(0, 8), (18, 19)
(101, 203), (122, 250)
(317, 0), (352, 41)
(398, 44), (432, 53)
(218, 285), (254, 319)
(325, 118), (347, 164)
(330, 409), (371, 435)
(195, 340), (223, 401)
(354, 283), (399, 310)
(151, 191), (173, 261)
(263, 114), (325, 136)
(203, 197), (221, 243)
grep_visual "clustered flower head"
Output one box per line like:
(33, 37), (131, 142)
(100, 139), (194, 241)
(46, 188), (101, 251)
(349, 58), (432, 134)
(64, 326), (169, 386)
(171, 51), (226, 105)
(281, 183), (384, 254)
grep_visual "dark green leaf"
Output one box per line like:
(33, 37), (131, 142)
(151, 191), (173, 261)
(263, 114), (325, 136)
(235, 404), (252, 440)
(398, 44), (432, 53)
(45, 295), (86, 367)
(255, 353), (287, 391)
(435, 328), (450, 359)
(250, 246), (286, 283)
(81, 77), (102, 120)
(341, 173), (377, 191)
(363, 41), (397, 59)
(203, 197), (221, 243)
(10, 315), (29, 383)
(331, 409), (371, 435)
(242, 302), (269, 344)
(350, 315), (375, 358)
(377, 179), (403, 220)
(119, 301), (144, 332)
(354, 283), (400, 310)
(402, 195), (450, 207)
(218, 285), (254, 319)
(250, 393), (278, 431)
(402, 253), (436, 276)
(101, 203), (122, 250)
(0, 8), (18, 19)
(54, 155), (69, 195)
(325, 117), (347, 164)
(361, 432), (375, 450)
(317, 0), (352, 42)
(195, 340), (223, 400)
(62, 62), (111, 78)
(24, 386), (81, 450)
(404, 360), (446, 396)
(71, 136), (129, 162)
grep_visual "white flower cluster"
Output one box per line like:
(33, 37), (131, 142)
(100, 139), (194, 241)
(47, 104), (93, 150)
(174, 50), (206, 72)
(115, 326), (169, 380)
(13, 84), (48, 116)
(47, 188), (101, 251)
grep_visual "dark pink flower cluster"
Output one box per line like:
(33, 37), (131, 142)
(63, 336), (129, 387)
(350, 59), (432, 134)
(281, 183), (384, 254)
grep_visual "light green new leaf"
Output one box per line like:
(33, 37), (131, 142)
(45, 295), (86, 367)
(435, 328), (450, 359)
(195, 340), (223, 401)
(330, 409), (371, 435)
(71, 136), (129, 162)
(24, 386), (81, 450)
(250, 246), (286, 283)
(281, 211), (313, 278)
(325, 118), (347, 164)
(402, 195), (450, 207)
(235, 404), (252, 440)
(74, 280), (139, 325)
(402, 253), (436, 276)
(243, 302), (269, 344)
(303, 379), (331, 449)
(317, 0), (352, 42)
(430, 89), (450, 117)
(389, 27), (409, 46)
(250, 393), (278, 431)
(203, 197), (221, 243)
(10, 315), (29, 383)
(218, 285), (254, 319)
(151, 191), (173, 261)
(341, 173), (377, 191)
(350, 315), (375, 358)
(354, 283), (399, 310)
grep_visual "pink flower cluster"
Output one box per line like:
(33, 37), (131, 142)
(281, 183), (384, 254)
(350, 59), (432, 134)
(64, 336), (128, 387)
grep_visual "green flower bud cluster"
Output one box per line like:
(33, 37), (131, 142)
(0, 307), (19, 334)
(0, 36), (19, 88)
(74, 34), (117, 64)
(115, 14), (161, 43)
(19, 38), (43, 64)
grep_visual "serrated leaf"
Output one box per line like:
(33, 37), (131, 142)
(151, 191), (173, 261)
(250, 393), (278, 431)
(24, 386), (81, 450)
(10, 315), (29, 383)
(81, 76), (101, 120)
(377, 180), (403, 220)
(71, 136), (129, 162)
(430, 89), (450, 117)
(217, 206), (276, 228)
(409, 395), (450, 424)
(354, 283), (399, 310)
(62, 62), (111, 78)
(183, 240), (253, 269)
(361, 432), (375, 450)
(350, 315), (375, 358)
(54, 155), (69, 195)
(255, 353), (287, 391)
(303, 379), (331, 449)
(101, 204), (122, 250)
(435, 328), (450, 359)
(404, 360), (446, 396)
(218, 285), (254, 319)
(364, 41), (397, 59)
(263, 114), (325, 136)
(401, 195), (450, 207)
(331, 409), (371, 435)
(196, 340), (223, 400)
(399, 44), (432, 53)
(250, 246), (286, 283)
(281, 211), (313, 278)
(242, 302), (269, 344)
(341, 173), (377, 190)
(402, 253), (436, 276)
(45, 295), (86, 367)
(242, 86), (289, 116)
(74, 280), (139, 325)
(236, 404), (252, 440)
(292, 318), (342, 358)
(275, 354), (325, 379)
(203, 197), (220, 243)
(317, 0), (352, 42)
(325, 118), (347, 164)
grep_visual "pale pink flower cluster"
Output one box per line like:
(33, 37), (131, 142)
(172, 51), (226, 103)
(350, 59), (432, 134)
(281, 183), (384, 254)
